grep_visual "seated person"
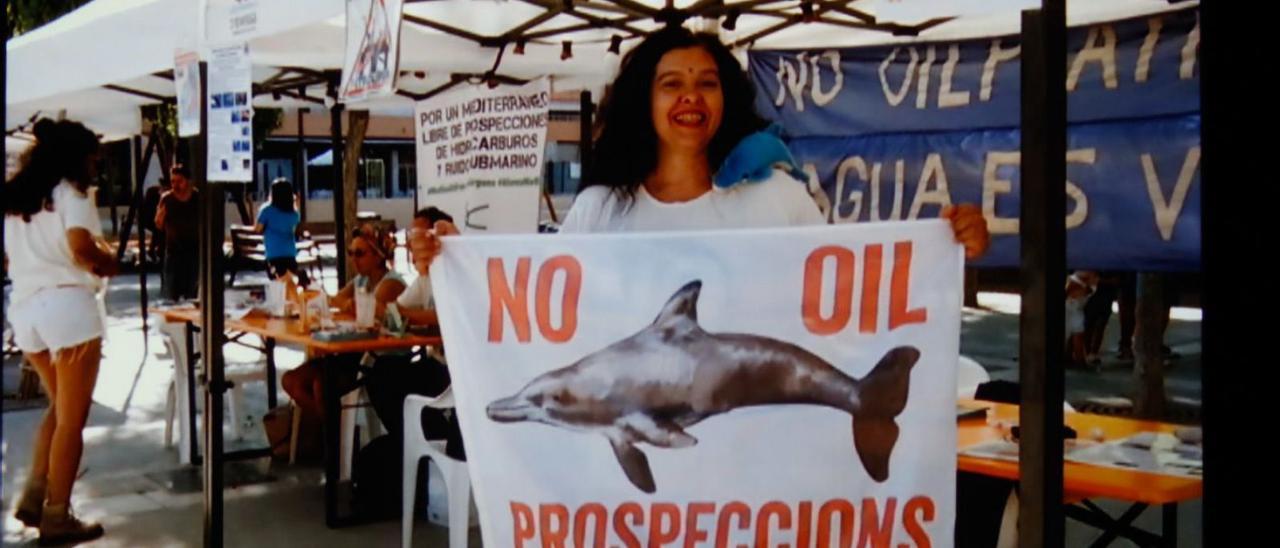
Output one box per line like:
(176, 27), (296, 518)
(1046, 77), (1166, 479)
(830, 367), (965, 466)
(365, 206), (464, 460)
(282, 223), (405, 423)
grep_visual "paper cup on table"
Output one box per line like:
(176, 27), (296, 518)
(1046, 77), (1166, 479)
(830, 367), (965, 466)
(305, 291), (331, 331)
(265, 280), (287, 316)
(354, 289), (376, 329)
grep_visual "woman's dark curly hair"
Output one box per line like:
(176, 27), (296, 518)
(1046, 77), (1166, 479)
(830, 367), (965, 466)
(4, 119), (101, 222)
(583, 26), (768, 205)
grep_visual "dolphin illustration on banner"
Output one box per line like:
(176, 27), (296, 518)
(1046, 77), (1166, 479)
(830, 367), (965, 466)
(487, 280), (920, 493)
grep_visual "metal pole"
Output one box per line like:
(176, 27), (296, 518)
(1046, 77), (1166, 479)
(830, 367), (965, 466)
(106, 141), (120, 235)
(116, 136), (157, 262)
(296, 108), (308, 223)
(391, 148), (400, 200)
(136, 129), (149, 334)
(329, 81), (348, 284)
(200, 183), (227, 548)
(1018, 2), (1067, 547)
(195, 61), (226, 548)
(579, 90), (593, 188)
(185, 322), (200, 463)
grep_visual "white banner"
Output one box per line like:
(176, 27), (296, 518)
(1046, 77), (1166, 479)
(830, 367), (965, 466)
(433, 221), (963, 547)
(174, 49), (202, 138)
(415, 79), (550, 234)
(206, 43), (253, 182)
(340, 0), (403, 102)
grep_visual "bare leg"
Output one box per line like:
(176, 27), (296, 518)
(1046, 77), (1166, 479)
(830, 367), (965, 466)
(44, 339), (101, 506)
(15, 352), (57, 525)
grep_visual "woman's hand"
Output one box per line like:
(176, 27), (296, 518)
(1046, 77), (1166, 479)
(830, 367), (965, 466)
(67, 228), (118, 277)
(154, 198), (168, 230)
(940, 204), (990, 260)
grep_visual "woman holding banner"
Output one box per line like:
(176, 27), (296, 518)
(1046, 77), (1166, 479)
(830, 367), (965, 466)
(417, 26), (988, 254)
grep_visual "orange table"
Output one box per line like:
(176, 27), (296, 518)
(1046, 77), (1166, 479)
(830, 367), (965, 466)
(958, 401), (1201, 546)
(158, 306), (442, 355)
(157, 306), (442, 528)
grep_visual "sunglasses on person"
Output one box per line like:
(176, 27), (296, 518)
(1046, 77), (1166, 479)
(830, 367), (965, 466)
(349, 227), (376, 253)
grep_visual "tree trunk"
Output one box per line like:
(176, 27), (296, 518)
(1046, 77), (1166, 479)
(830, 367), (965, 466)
(1134, 272), (1167, 418)
(342, 110), (369, 281)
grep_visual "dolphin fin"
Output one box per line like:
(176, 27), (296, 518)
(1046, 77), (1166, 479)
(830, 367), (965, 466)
(651, 280), (702, 329)
(608, 437), (657, 493)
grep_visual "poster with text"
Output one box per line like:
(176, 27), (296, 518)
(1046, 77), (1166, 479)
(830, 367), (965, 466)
(432, 221), (963, 547)
(174, 49), (201, 137)
(415, 79), (550, 233)
(206, 42), (253, 182)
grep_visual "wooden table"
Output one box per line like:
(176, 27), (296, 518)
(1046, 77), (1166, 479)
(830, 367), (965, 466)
(161, 306), (441, 354)
(157, 306), (442, 528)
(958, 401), (1202, 546)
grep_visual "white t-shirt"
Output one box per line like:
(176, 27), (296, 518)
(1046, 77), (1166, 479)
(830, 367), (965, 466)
(558, 169), (825, 233)
(4, 181), (104, 304)
(397, 274), (434, 310)
(397, 274), (446, 362)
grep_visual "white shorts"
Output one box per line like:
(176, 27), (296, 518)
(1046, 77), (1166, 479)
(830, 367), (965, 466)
(10, 286), (104, 353)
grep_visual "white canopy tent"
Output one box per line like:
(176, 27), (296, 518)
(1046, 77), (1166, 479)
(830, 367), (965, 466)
(6, 0), (1194, 136)
(4, 0), (332, 139)
(6, 0), (625, 133)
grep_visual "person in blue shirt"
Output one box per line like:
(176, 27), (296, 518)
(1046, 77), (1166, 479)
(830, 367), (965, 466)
(255, 178), (309, 287)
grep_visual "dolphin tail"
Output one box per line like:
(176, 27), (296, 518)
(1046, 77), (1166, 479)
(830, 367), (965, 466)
(850, 346), (920, 482)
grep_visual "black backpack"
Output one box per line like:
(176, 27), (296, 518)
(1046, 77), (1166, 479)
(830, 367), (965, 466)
(352, 434), (411, 521)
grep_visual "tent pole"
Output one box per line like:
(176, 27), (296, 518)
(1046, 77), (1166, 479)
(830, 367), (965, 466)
(1018, 3), (1067, 547)
(329, 80), (348, 286)
(297, 107), (308, 223)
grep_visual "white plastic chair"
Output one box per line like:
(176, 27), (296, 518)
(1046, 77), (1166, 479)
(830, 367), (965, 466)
(957, 355), (991, 399)
(283, 388), (380, 474)
(338, 387), (382, 479)
(402, 389), (471, 548)
(156, 316), (279, 463)
(283, 373), (381, 475)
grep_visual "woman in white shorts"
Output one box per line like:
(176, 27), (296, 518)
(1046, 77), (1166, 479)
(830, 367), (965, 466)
(5, 119), (119, 545)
